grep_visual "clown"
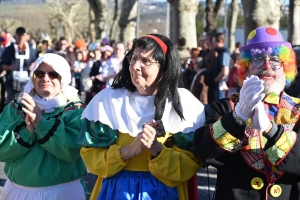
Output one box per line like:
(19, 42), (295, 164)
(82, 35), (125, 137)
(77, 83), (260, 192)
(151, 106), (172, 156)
(194, 26), (300, 200)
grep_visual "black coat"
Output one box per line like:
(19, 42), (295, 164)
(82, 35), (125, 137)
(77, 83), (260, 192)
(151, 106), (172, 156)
(194, 98), (300, 200)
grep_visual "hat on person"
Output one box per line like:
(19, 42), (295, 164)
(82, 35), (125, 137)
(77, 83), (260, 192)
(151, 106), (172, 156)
(101, 45), (113, 53)
(238, 26), (297, 86)
(75, 39), (87, 49)
(239, 26), (292, 52)
(101, 36), (110, 46)
(24, 53), (78, 99)
(88, 41), (100, 51)
(15, 27), (27, 35)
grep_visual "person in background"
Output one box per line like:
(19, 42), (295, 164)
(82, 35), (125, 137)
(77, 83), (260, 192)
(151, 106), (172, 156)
(226, 52), (241, 97)
(0, 32), (7, 56)
(75, 39), (88, 61)
(126, 40), (133, 53)
(100, 45), (116, 87)
(78, 34), (205, 200)
(190, 57), (209, 106)
(0, 33), (7, 112)
(50, 38), (57, 52)
(194, 26), (300, 200)
(198, 31), (215, 77)
(36, 40), (49, 58)
(0, 53), (87, 200)
(208, 32), (230, 102)
(0, 27), (36, 105)
(197, 32), (206, 51)
(232, 42), (241, 54)
(111, 41), (126, 74)
(187, 48), (201, 70)
(183, 48), (202, 89)
(177, 37), (190, 68)
(89, 45), (114, 97)
(73, 50), (86, 95)
(81, 49), (101, 104)
(28, 36), (37, 60)
(5, 32), (13, 47)
(53, 37), (76, 69)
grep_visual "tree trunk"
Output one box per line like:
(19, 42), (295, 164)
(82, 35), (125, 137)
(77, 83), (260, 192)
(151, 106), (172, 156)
(168, 0), (199, 49)
(109, 0), (121, 43)
(118, 0), (137, 44)
(204, 0), (223, 32)
(241, 0), (281, 43)
(228, 0), (239, 52)
(288, 0), (300, 46)
(168, 0), (179, 44)
(87, 0), (108, 41)
(89, 6), (96, 42)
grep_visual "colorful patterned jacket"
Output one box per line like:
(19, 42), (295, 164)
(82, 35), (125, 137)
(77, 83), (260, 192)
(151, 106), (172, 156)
(194, 92), (300, 200)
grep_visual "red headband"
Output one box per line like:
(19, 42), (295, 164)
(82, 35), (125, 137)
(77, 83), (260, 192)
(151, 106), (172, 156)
(143, 35), (168, 54)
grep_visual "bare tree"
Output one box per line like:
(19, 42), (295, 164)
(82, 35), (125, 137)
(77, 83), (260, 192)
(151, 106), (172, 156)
(119, 0), (137, 44)
(168, 0), (199, 48)
(288, 0), (300, 46)
(109, 0), (121, 43)
(87, 0), (108, 42)
(205, 0), (224, 32)
(241, 0), (281, 42)
(0, 18), (21, 33)
(46, 0), (88, 43)
(228, 0), (239, 52)
(0, 4), (51, 41)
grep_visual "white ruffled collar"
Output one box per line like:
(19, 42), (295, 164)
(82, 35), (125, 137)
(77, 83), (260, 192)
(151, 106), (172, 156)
(81, 87), (205, 137)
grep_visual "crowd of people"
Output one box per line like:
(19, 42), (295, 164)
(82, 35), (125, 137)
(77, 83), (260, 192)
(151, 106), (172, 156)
(0, 27), (132, 110)
(0, 25), (300, 200)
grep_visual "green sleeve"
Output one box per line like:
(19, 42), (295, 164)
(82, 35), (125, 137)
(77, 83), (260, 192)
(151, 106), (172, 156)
(77, 119), (118, 148)
(173, 131), (196, 152)
(173, 131), (206, 166)
(0, 102), (37, 162)
(34, 102), (85, 162)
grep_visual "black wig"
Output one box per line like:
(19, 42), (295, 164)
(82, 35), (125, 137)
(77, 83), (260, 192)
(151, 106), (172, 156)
(111, 34), (185, 121)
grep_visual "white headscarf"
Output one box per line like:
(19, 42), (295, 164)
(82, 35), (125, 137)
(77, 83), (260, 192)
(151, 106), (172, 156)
(24, 53), (78, 112)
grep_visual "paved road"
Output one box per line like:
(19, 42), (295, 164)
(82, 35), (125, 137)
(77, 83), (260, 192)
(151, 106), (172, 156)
(0, 162), (217, 200)
(0, 162), (6, 200)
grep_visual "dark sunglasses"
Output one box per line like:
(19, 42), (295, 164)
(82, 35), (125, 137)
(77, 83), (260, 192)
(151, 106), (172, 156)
(34, 70), (60, 79)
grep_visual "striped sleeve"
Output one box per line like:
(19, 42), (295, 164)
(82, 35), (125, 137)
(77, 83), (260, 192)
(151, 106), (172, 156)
(77, 119), (118, 148)
(266, 130), (297, 165)
(210, 120), (243, 152)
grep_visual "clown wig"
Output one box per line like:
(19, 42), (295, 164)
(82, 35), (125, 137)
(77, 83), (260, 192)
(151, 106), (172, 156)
(238, 45), (297, 86)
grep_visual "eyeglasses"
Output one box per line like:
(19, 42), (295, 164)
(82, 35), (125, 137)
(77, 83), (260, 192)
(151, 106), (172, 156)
(250, 56), (283, 70)
(34, 70), (60, 79)
(127, 54), (157, 69)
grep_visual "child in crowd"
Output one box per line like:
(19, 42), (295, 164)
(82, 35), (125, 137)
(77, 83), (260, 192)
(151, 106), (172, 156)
(226, 52), (241, 97)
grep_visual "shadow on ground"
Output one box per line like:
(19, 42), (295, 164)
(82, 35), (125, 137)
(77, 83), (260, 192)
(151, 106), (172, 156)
(197, 167), (217, 200)
(84, 173), (97, 199)
(0, 179), (6, 187)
